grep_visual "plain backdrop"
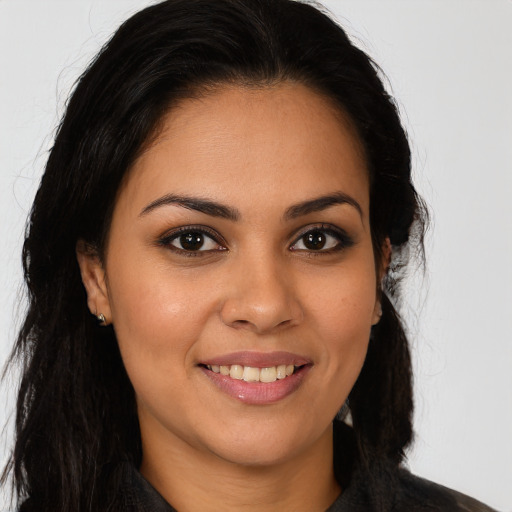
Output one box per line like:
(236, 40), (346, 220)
(1, 1), (511, 510)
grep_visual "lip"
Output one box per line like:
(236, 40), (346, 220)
(201, 351), (311, 368)
(200, 364), (311, 405)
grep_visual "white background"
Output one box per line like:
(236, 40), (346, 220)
(0, 1), (510, 510)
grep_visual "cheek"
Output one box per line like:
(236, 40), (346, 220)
(319, 297), (373, 381)
(106, 266), (217, 430)
(304, 257), (377, 377)
(308, 258), (377, 335)
(312, 294), (374, 340)
(105, 253), (214, 375)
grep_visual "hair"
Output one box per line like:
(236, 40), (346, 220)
(3, 0), (427, 510)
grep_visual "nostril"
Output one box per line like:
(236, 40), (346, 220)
(229, 318), (294, 332)
(231, 319), (251, 329)
(220, 292), (303, 333)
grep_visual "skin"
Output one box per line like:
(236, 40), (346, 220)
(77, 83), (386, 512)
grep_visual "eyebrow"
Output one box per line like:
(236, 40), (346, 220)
(139, 194), (241, 221)
(283, 192), (363, 220)
(139, 191), (362, 222)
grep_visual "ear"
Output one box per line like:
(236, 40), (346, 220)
(372, 237), (391, 325)
(76, 240), (112, 324)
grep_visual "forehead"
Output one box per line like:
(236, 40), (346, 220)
(119, 83), (369, 217)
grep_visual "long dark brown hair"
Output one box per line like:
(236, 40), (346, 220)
(3, 1), (427, 510)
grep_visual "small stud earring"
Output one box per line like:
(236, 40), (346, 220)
(96, 313), (106, 325)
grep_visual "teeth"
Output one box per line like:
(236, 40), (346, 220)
(206, 363), (299, 382)
(260, 367), (277, 383)
(276, 364), (287, 379)
(242, 366), (260, 382)
(230, 364), (244, 380)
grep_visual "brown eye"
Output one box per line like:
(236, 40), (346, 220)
(303, 231), (326, 250)
(178, 232), (204, 251)
(165, 230), (223, 253)
(290, 226), (353, 253)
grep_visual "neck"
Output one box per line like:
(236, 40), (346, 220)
(139, 424), (341, 512)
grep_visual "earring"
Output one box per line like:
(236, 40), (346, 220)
(96, 313), (106, 325)
(371, 301), (383, 327)
(335, 400), (350, 423)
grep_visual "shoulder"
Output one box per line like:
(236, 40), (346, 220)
(115, 461), (175, 512)
(330, 454), (498, 512)
(16, 464), (175, 512)
(393, 468), (498, 512)
(332, 423), (498, 512)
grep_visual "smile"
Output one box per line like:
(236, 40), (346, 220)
(205, 364), (297, 383)
(199, 353), (312, 405)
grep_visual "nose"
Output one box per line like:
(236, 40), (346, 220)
(220, 254), (303, 334)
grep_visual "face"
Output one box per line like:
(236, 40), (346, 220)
(79, 83), (383, 468)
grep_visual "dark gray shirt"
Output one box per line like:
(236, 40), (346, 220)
(117, 461), (497, 512)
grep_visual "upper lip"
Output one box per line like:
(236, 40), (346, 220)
(200, 351), (311, 368)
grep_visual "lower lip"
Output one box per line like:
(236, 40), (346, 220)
(200, 366), (311, 405)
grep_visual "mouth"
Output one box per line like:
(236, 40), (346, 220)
(198, 352), (312, 405)
(200, 363), (304, 383)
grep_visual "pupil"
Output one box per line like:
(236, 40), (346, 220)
(180, 232), (204, 250)
(304, 231), (326, 250)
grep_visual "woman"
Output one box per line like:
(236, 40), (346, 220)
(1, 0), (499, 510)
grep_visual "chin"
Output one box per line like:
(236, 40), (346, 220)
(200, 420), (329, 469)
(213, 441), (302, 468)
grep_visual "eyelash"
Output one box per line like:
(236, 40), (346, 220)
(290, 224), (354, 255)
(157, 225), (226, 257)
(157, 223), (354, 257)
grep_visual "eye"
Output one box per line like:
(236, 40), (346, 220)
(159, 227), (226, 254)
(290, 226), (353, 253)
(171, 231), (218, 251)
